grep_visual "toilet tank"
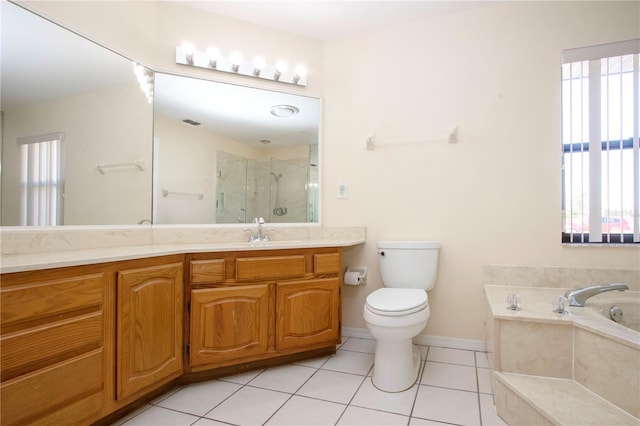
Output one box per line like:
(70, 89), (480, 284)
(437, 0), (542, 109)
(377, 241), (440, 290)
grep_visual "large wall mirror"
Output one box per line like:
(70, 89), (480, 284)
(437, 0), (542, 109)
(153, 73), (320, 224)
(1, 1), (153, 226)
(1, 2), (321, 227)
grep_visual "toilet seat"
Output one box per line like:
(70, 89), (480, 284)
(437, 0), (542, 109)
(365, 288), (428, 316)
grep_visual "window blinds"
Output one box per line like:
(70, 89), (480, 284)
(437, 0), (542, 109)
(562, 39), (639, 243)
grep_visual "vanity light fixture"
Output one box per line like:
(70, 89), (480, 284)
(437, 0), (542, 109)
(132, 62), (154, 103)
(176, 43), (307, 86)
(270, 104), (299, 118)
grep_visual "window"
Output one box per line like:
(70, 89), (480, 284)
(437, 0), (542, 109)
(18, 132), (63, 226)
(562, 39), (639, 244)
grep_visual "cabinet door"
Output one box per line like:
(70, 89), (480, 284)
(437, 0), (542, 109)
(117, 263), (183, 399)
(190, 285), (269, 367)
(276, 278), (340, 351)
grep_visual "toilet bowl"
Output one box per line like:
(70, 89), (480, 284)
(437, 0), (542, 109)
(363, 241), (440, 392)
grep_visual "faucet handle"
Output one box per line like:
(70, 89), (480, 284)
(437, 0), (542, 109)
(552, 295), (569, 314)
(243, 228), (256, 242)
(258, 216), (265, 224)
(263, 228), (275, 241)
(505, 293), (521, 311)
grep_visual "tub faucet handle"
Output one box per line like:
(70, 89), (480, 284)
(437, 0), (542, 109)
(552, 295), (569, 314)
(506, 293), (521, 311)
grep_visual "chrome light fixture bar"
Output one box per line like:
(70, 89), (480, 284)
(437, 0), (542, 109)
(176, 44), (307, 87)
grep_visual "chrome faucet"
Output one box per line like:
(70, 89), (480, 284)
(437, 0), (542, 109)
(244, 217), (271, 242)
(564, 283), (629, 307)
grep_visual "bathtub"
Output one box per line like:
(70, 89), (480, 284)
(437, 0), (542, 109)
(485, 285), (640, 420)
(585, 291), (640, 333)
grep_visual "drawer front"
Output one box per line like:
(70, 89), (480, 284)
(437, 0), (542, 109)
(236, 255), (306, 281)
(1, 312), (103, 381)
(0, 349), (104, 425)
(1, 273), (104, 325)
(313, 253), (341, 274)
(190, 259), (226, 284)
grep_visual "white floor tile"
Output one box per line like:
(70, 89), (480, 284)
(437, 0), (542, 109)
(338, 406), (410, 426)
(340, 338), (376, 354)
(426, 346), (475, 366)
(265, 395), (346, 425)
(297, 369), (365, 404)
(321, 349), (374, 376)
(412, 385), (480, 425)
(293, 355), (330, 368)
(421, 361), (477, 392)
(351, 377), (418, 416)
(475, 351), (490, 368)
(409, 418), (454, 425)
(192, 418), (231, 426)
(156, 380), (241, 416)
(416, 344), (429, 360)
(249, 364), (316, 393)
(217, 368), (264, 385)
(479, 393), (507, 426)
(477, 367), (493, 394)
(120, 406), (199, 426)
(204, 386), (290, 425)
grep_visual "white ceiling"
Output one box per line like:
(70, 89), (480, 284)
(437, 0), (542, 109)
(174, 1), (491, 41)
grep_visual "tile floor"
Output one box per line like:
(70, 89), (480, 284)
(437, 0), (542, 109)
(115, 337), (507, 426)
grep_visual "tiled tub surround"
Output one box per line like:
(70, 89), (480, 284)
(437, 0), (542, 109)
(484, 265), (640, 425)
(0, 225), (365, 273)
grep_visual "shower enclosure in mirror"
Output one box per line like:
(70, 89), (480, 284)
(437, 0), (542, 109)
(153, 73), (320, 224)
(215, 153), (318, 224)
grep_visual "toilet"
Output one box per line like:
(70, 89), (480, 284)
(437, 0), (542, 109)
(363, 240), (440, 392)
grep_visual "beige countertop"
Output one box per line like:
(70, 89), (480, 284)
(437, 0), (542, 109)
(485, 285), (640, 350)
(0, 237), (365, 274)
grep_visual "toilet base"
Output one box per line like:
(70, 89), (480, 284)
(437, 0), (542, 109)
(371, 340), (421, 392)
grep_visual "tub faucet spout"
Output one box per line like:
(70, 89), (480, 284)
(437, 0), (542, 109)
(564, 283), (629, 307)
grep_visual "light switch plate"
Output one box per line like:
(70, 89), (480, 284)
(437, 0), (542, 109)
(338, 181), (348, 199)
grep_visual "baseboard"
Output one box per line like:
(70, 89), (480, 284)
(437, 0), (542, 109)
(342, 327), (487, 352)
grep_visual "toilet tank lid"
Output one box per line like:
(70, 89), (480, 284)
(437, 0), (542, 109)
(377, 241), (440, 249)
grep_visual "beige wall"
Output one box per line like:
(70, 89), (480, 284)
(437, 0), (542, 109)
(324, 1), (640, 340)
(22, 1), (640, 341)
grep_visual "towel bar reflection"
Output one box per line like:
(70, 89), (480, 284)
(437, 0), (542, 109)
(96, 159), (145, 174)
(162, 189), (204, 200)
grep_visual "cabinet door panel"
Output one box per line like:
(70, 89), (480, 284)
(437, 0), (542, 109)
(190, 285), (269, 366)
(276, 278), (340, 351)
(117, 263), (183, 399)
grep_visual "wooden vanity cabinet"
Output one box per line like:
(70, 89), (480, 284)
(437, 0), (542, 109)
(0, 255), (184, 426)
(0, 265), (115, 426)
(187, 248), (343, 372)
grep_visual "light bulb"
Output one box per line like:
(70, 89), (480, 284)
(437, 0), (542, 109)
(252, 56), (266, 76)
(230, 51), (244, 72)
(182, 42), (196, 64)
(293, 65), (307, 83)
(276, 61), (288, 73)
(206, 47), (220, 68)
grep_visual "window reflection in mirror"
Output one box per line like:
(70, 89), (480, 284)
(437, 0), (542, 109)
(153, 73), (320, 224)
(0, 1), (153, 226)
